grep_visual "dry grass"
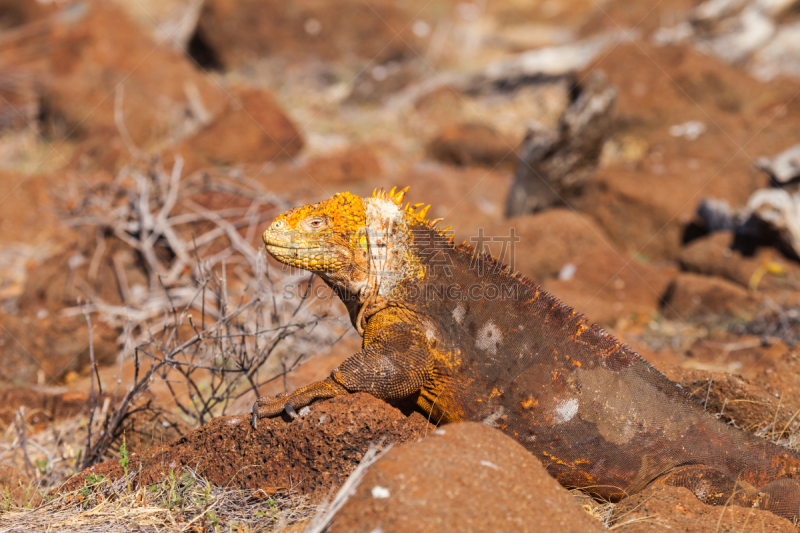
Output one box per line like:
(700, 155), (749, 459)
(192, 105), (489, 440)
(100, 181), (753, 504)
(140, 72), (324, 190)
(0, 465), (313, 533)
(571, 488), (616, 527)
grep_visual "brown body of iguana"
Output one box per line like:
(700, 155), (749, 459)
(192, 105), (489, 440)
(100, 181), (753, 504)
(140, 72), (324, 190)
(253, 187), (800, 523)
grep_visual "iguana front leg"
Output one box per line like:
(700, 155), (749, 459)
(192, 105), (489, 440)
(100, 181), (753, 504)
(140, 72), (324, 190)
(251, 321), (431, 428)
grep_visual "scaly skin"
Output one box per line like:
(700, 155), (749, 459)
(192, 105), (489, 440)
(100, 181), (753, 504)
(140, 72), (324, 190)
(253, 187), (800, 524)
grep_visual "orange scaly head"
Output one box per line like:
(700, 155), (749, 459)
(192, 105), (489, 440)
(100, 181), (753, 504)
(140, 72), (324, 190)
(264, 187), (449, 320)
(262, 191), (368, 277)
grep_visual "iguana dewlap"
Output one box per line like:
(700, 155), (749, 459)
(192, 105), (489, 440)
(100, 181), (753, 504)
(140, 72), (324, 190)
(253, 187), (800, 523)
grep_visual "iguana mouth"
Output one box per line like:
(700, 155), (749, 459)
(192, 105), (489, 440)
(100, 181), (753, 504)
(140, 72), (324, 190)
(265, 244), (325, 253)
(264, 241), (346, 272)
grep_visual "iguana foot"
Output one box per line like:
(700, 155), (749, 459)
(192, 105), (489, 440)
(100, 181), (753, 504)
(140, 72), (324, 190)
(250, 378), (349, 429)
(251, 393), (290, 428)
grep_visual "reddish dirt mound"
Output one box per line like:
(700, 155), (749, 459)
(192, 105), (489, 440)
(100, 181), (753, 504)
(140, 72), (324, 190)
(662, 272), (756, 320)
(679, 231), (800, 292)
(61, 393), (434, 500)
(506, 208), (610, 283)
(16, 232), (146, 317)
(757, 348), (800, 415)
(576, 42), (800, 260)
(0, 171), (60, 247)
(178, 86), (303, 171)
(611, 484), (794, 532)
(304, 147), (383, 185)
(37, 2), (224, 147)
(0, 386), (93, 426)
(665, 366), (799, 437)
(0, 314), (117, 386)
(427, 122), (517, 169)
(329, 422), (604, 533)
(542, 248), (678, 327)
(0, 463), (41, 507)
(193, 0), (428, 68)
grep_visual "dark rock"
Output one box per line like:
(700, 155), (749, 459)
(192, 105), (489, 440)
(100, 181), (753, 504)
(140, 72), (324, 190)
(505, 72), (616, 216)
(679, 231), (800, 291)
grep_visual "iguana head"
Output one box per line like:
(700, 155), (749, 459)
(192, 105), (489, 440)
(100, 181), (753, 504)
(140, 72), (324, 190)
(262, 190), (370, 286)
(263, 187), (449, 326)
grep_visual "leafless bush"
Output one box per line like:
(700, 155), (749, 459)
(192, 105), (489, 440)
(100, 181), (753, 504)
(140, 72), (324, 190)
(62, 158), (350, 470)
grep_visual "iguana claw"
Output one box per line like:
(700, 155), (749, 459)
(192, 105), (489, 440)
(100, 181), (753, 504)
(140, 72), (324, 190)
(251, 393), (301, 428)
(251, 402), (259, 429)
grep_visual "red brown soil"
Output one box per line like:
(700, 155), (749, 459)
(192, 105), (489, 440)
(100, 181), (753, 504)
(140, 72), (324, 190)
(542, 248), (679, 327)
(0, 463), (41, 507)
(16, 232), (147, 316)
(664, 366), (800, 436)
(0, 171), (61, 246)
(177, 86), (303, 172)
(194, 0), (430, 68)
(611, 484), (795, 532)
(0, 0), (57, 30)
(679, 337), (789, 378)
(679, 231), (800, 292)
(304, 147), (383, 185)
(576, 42), (800, 261)
(427, 122), (518, 169)
(577, 0), (698, 38)
(662, 272), (756, 320)
(0, 386), (93, 426)
(60, 393), (434, 500)
(506, 208), (611, 282)
(38, 3), (224, 146)
(329, 422), (605, 533)
(756, 348), (800, 415)
(0, 313), (117, 386)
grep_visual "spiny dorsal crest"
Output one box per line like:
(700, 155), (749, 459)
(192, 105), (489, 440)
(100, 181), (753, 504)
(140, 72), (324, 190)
(371, 186), (450, 238)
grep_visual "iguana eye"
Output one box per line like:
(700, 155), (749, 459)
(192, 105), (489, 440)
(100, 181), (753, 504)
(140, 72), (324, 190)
(305, 217), (328, 231)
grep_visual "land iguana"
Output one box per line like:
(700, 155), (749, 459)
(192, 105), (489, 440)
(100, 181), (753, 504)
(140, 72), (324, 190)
(252, 187), (800, 523)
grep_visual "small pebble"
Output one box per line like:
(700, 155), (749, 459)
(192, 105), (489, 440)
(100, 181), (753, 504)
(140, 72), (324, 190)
(372, 485), (390, 499)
